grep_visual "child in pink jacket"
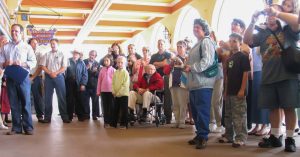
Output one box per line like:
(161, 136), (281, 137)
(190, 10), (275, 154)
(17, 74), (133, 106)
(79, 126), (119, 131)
(97, 56), (115, 128)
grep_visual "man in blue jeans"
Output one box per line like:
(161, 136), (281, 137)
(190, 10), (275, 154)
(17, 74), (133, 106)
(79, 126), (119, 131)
(28, 38), (45, 122)
(40, 38), (70, 123)
(0, 24), (37, 135)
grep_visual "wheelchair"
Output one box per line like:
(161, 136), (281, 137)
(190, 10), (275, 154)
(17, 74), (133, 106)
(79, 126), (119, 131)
(129, 89), (166, 127)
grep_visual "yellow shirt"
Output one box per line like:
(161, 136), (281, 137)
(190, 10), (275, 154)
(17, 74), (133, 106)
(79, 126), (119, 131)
(112, 68), (130, 97)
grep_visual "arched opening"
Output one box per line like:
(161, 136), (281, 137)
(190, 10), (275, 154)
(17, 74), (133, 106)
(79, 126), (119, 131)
(173, 5), (200, 48)
(211, 0), (265, 41)
(150, 22), (170, 53)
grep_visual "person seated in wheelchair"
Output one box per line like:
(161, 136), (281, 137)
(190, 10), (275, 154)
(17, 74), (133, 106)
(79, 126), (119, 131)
(128, 64), (164, 122)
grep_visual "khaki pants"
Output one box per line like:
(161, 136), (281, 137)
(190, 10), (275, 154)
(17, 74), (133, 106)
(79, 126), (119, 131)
(128, 91), (160, 111)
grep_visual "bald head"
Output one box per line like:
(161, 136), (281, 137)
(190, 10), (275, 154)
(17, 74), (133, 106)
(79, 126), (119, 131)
(145, 64), (156, 75)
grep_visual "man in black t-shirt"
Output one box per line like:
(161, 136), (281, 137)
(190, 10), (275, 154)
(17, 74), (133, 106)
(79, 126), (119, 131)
(219, 33), (250, 148)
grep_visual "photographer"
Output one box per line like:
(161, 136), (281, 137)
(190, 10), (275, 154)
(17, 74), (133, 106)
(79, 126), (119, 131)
(244, 3), (300, 152)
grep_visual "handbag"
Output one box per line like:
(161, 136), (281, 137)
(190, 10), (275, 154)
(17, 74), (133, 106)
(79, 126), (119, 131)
(270, 30), (300, 73)
(199, 38), (219, 78)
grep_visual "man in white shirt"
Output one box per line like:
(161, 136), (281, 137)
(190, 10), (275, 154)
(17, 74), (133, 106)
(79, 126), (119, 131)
(0, 24), (37, 135)
(40, 38), (70, 123)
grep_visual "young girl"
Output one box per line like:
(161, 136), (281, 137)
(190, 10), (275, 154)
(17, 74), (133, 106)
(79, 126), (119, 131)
(281, 0), (298, 14)
(1, 76), (10, 127)
(97, 57), (115, 128)
(111, 56), (130, 129)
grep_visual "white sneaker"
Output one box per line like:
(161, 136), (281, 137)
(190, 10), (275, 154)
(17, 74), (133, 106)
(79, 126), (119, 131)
(212, 126), (225, 133)
(171, 124), (179, 128)
(0, 124), (8, 130)
(178, 124), (186, 129)
(209, 123), (217, 132)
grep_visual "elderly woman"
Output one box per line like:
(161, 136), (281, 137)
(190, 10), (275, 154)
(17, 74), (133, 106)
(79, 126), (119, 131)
(184, 18), (216, 149)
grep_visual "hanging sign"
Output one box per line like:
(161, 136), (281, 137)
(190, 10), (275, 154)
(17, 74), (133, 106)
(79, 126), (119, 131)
(29, 28), (56, 45)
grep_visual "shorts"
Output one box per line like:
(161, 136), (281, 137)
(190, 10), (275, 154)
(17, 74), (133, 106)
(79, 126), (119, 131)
(258, 79), (300, 109)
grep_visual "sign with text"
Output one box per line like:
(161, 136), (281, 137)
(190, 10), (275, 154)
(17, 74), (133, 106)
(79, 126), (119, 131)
(29, 28), (56, 45)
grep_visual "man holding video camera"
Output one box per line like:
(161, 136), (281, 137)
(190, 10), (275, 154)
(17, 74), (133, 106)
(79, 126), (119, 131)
(244, 2), (300, 152)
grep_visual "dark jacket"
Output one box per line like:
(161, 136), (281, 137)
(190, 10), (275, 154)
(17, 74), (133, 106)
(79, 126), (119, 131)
(133, 72), (163, 93)
(83, 59), (100, 88)
(66, 58), (88, 88)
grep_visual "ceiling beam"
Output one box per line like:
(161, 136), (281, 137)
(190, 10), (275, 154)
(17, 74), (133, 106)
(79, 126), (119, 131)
(148, 17), (163, 27)
(83, 40), (125, 45)
(73, 0), (113, 45)
(89, 32), (132, 38)
(29, 18), (84, 26)
(59, 39), (74, 44)
(108, 3), (172, 14)
(21, 0), (94, 9)
(171, 0), (193, 12)
(55, 31), (79, 36)
(27, 30), (79, 36)
(97, 20), (148, 28)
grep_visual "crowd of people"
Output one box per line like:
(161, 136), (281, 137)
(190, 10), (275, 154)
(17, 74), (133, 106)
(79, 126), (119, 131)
(0, 0), (300, 153)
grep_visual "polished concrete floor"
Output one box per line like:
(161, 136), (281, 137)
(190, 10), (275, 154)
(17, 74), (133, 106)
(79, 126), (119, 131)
(0, 115), (299, 157)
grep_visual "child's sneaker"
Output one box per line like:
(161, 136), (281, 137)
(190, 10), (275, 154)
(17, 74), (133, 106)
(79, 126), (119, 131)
(171, 123), (179, 128)
(0, 124), (8, 130)
(258, 134), (283, 148)
(212, 126), (225, 133)
(285, 137), (296, 152)
(218, 137), (233, 143)
(178, 124), (186, 129)
(232, 140), (245, 148)
(209, 123), (217, 132)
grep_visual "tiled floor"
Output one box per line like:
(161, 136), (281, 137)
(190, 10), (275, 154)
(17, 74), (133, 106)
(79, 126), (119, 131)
(0, 115), (299, 157)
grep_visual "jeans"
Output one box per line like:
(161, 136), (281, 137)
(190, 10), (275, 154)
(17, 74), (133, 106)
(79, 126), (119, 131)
(189, 88), (213, 140)
(85, 88), (100, 117)
(44, 74), (69, 121)
(31, 76), (44, 118)
(7, 76), (33, 132)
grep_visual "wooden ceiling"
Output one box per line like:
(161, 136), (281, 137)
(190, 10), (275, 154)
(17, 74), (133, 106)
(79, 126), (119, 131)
(20, 0), (192, 45)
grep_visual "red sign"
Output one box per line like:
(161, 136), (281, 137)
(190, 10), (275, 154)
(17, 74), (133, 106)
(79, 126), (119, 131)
(29, 28), (56, 45)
